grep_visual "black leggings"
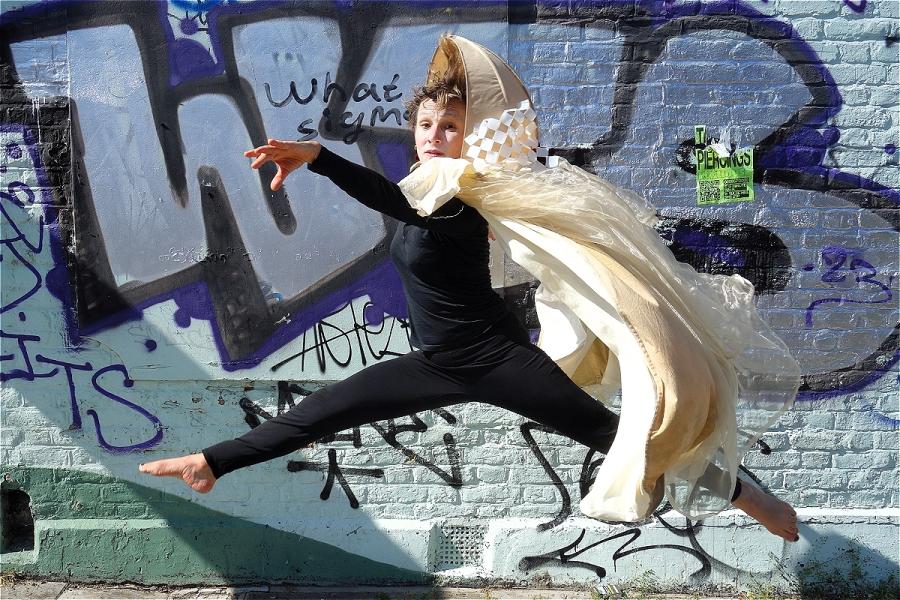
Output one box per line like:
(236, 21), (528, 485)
(203, 313), (619, 478)
(202, 313), (742, 502)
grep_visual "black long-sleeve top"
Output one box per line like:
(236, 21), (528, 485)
(308, 146), (510, 351)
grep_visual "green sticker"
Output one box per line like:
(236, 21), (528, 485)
(694, 125), (706, 146)
(694, 127), (754, 205)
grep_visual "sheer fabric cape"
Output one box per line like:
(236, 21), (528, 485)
(400, 36), (800, 521)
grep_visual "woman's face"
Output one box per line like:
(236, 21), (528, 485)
(414, 98), (466, 162)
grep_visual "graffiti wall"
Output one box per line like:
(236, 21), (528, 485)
(1, 0), (897, 593)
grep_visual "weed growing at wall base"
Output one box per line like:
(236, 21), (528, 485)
(784, 545), (897, 600)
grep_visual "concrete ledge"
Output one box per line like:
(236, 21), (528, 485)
(2, 518), (425, 586)
(3, 511), (897, 593)
(482, 511), (899, 592)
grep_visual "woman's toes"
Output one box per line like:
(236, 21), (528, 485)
(139, 459), (177, 477)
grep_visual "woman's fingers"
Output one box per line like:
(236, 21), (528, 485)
(250, 152), (270, 169)
(246, 140), (310, 189)
(271, 166), (287, 191)
(268, 138), (297, 149)
(244, 144), (278, 158)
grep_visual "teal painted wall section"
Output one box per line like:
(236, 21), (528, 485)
(1, 0), (897, 592)
(2, 467), (425, 584)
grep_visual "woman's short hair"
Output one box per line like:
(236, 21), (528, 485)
(406, 36), (466, 128)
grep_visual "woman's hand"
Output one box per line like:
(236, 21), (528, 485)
(243, 139), (322, 191)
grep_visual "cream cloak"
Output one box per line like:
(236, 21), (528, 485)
(398, 36), (799, 521)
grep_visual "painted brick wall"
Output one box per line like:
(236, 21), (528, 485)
(1, 0), (897, 594)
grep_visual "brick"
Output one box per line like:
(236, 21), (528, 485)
(475, 446), (528, 466)
(0, 7), (897, 567)
(427, 486), (461, 505)
(509, 466), (572, 486)
(460, 484), (519, 504)
(779, 1), (841, 18)
(532, 42), (566, 63)
(849, 410), (899, 433)
(789, 430), (840, 451)
(476, 466), (508, 484)
(0, 427), (23, 446)
(871, 43), (900, 63)
(743, 450), (801, 469)
(821, 209), (861, 230)
(384, 468), (413, 484)
(800, 451), (831, 469)
(22, 428), (53, 446)
(840, 490), (893, 507)
(522, 486), (560, 504)
(843, 432), (877, 451)
(555, 446), (591, 465)
(365, 484), (427, 504)
(835, 110), (891, 129)
(824, 18), (896, 41)
(523, 23), (583, 43)
(799, 489), (829, 506)
(846, 470), (882, 490)
(480, 430), (508, 445)
(839, 43), (872, 64)
(113, 502), (150, 519)
(800, 412), (836, 429)
(0, 448), (22, 466)
(409, 467), (462, 487)
(758, 432), (790, 451)
(583, 25), (618, 41)
(872, 432), (898, 450)
(783, 470), (848, 490)
(17, 446), (71, 467)
(793, 19), (824, 40)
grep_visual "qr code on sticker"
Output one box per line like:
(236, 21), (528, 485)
(723, 177), (751, 201)
(697, 180), (719, 204)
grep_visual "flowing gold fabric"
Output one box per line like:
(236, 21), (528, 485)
(398, 36), (800, 521)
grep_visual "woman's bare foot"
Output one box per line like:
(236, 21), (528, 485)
(731, 481), (799, 542)
(138, 453), (217, 493)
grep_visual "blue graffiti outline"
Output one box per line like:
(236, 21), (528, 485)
(169, 0), (229, 12)
(1, 2), (896, 393)
(805, 247), (895, 328)
(88, 364), (164, 453)
(0, 330), (55, 383)
(759, 0), (867, 13)
(1, 179), (46, 313)
(0, 123), (163, 452)
(33, 355), (93, 430)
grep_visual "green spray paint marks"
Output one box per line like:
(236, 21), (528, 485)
(0, 467), (427, 585)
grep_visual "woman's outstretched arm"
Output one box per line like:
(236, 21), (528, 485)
(245, 139), (483, 235)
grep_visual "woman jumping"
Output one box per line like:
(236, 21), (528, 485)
(140, 36), (799, 543)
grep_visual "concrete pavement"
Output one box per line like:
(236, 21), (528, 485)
(0, 579), (749, 599)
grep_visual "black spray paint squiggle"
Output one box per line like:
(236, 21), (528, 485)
(239, 382), (462, 507)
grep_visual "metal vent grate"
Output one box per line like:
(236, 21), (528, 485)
(432, 524), (486, 571)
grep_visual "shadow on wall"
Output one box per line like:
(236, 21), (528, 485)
(0, 467), (427, 586)
(782, 528), (898, 599)
(0, 167), (428, 584)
